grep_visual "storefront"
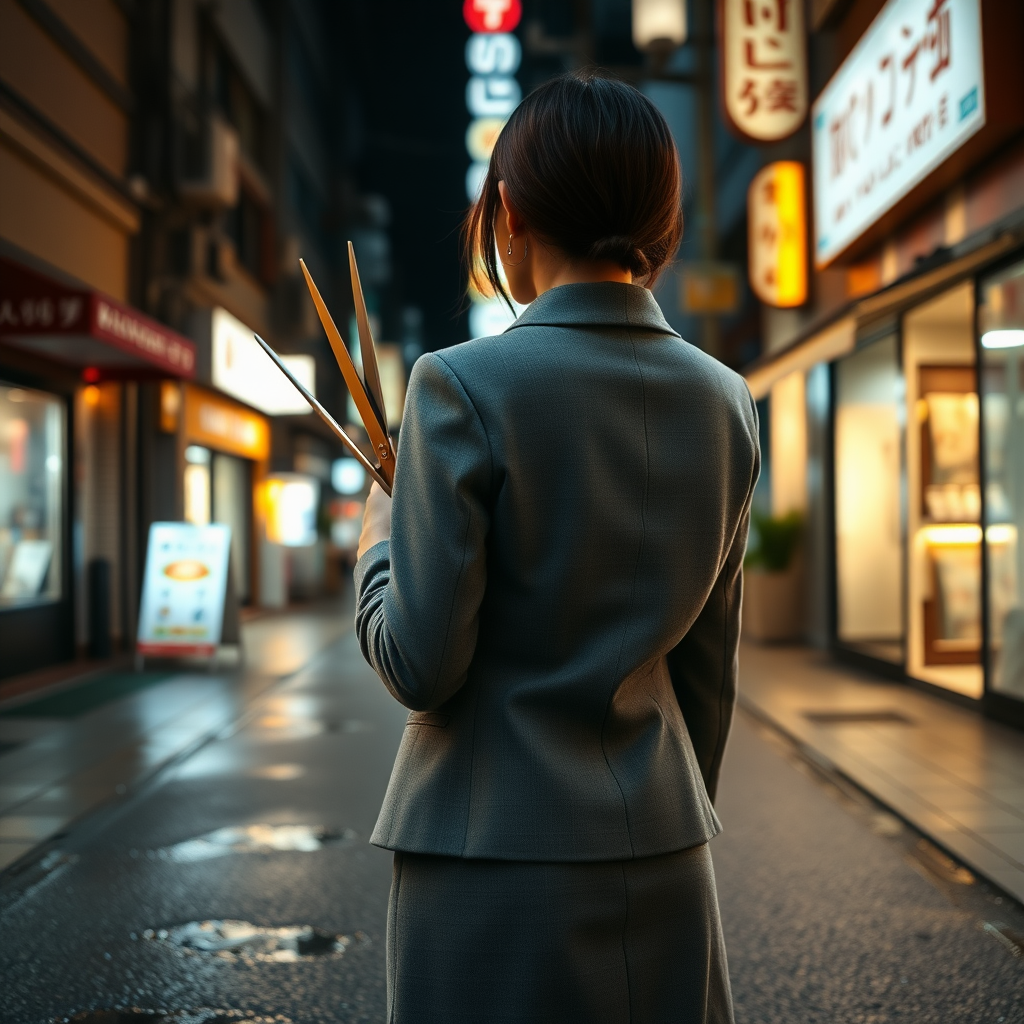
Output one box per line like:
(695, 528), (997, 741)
(163, 381), (270, 607)
(0, 251), (197, 679)
(743, 0), (1024, 727)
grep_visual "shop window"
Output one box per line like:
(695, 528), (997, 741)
(0, 383), (64, 606)
(979, 259), (1024, 702)
(834, 337), (904, 664)
(903, 283), (983, 699)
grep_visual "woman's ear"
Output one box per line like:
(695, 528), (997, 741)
(497, 181), (524, 235)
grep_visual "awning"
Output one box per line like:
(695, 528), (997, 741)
(0, 256), (196, 377)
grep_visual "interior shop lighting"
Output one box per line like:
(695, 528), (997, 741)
(986, 524), (1017, 545)
(921, 524), (982, 545)
(981, 330), (1024, 349)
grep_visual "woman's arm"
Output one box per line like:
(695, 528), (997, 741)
(354, 352), (492, 711)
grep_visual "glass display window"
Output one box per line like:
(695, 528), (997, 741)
(903, 283), (983, 699)
(979, 258), (1024, 702)
(834, 335), (905, 664)
(0, 382), (65, 606)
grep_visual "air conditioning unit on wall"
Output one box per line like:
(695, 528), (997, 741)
(179, 113), (239, 208)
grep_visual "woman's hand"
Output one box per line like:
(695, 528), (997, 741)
(357, 482), (393, 559)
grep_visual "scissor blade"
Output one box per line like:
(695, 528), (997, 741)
(253, 333), (391, 495)
(298, 259), (395, 489)
(348, 240), (388, 436)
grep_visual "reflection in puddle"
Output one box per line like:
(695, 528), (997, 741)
(251, 716), (323, 740)
(248, 764), (305, 780)
(160, 824), (355, 862)
(145, 920), (363, 962)
(57, 1011), (291, 1023)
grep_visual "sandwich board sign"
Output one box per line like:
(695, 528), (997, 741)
(137, 522), (235, 659)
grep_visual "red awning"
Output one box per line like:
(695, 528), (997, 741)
(0, 256), (196, 377)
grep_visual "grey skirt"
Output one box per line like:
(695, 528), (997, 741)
(386, 843), (734, 1024)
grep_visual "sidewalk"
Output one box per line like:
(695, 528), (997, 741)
(739, 641), (1024, 904)
(0, 599), (351, 874)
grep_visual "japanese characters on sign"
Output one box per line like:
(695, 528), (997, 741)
(812, 0), (985, 268)
(720, 0), (808, 143)
(0, 257), (196, 376)
(748, 161), (807, 307)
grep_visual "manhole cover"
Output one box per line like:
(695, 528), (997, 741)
(55, 1011), (291, 1023)
(157, 824), (355, 862)
(144, 920), (364, 962)
(804, 709), (913, 725)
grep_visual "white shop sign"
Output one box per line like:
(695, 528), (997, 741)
(137, 522), (232, 657)
(812, 0), (985, 268)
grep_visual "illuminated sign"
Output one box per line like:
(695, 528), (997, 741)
(183, 385), (270, 461)
(265, 474), (319, 547)
(464, 10), (523, 339)
(463, 0), (521, 34)
(137, 522), (232, 657)
(211, 306), (314, 416)
(720, 0), (808, 143)
(748, 161), (807, 307)
(812, 0), (985, 267)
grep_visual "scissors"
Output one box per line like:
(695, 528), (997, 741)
(253, 241), (397, 496)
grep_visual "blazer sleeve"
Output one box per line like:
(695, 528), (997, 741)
(667, 399), (759, 805)
(353, 352), (492, 712)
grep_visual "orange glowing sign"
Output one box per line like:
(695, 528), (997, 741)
(748, 161), (807, 308)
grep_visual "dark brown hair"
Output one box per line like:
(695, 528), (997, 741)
(464, 69), (683, 309)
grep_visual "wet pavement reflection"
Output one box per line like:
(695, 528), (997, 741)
(157, 824), (356, 862)
(144, 920), (362, 962)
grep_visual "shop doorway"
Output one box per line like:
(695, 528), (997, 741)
(834, 336), (905, 665)
(182, 446), (252, 604)
(903, 283), (982, 699)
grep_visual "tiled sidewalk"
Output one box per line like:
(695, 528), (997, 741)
(739, 642), (1024, 904)
(0, 600), (351, 873)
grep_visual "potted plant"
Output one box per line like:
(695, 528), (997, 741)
(742, 510), (804, 642)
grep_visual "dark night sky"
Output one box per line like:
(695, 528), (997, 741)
(331, 1), (473, 352)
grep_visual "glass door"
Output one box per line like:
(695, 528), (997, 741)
(902, 283), (983, 699)
(979, 257), (1024, 703)
(212, 452), (252, 604)
(834, 336), (905, 664)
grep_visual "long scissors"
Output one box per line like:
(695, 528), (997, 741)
(253, 241), (397, 495)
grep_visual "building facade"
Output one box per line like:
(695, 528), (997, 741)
(0, 0), (393, 680)
(744, 0), (1024, 728)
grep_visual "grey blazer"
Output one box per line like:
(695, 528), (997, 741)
(355, 282), (760, 862)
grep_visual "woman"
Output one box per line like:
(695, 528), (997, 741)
(355, 70), (759, 1024)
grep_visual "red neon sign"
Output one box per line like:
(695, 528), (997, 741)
(463, 0), (521, 34)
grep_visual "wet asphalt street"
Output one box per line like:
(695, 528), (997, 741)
(1, 612), (1023, 1024)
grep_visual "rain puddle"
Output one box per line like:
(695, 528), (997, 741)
(247, 764), (305, 780)
(56, 1011), (291, 1023)
(158, 823), (355, 862)
(144, 920), (363, 962)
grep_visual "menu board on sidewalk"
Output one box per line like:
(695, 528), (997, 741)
(137, 522), (232, 657)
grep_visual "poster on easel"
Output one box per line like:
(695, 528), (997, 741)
(137, 522), (232, 658)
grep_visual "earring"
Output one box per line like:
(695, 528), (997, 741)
(503, 233), (528, 266)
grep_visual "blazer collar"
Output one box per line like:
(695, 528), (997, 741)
(504, 282), (680, 337)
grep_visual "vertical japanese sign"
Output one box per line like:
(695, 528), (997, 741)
(748, 161), (807, 307)
(720, 0), (808, 142)
(137, 523), (232, 657)
(812, 0), (985, 267)
(463, 0), (525, 339)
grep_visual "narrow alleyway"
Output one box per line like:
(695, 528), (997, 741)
(0, 606), (1022, 1023)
